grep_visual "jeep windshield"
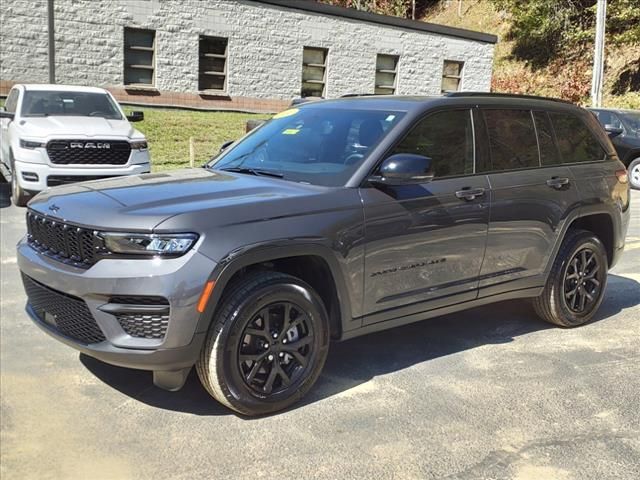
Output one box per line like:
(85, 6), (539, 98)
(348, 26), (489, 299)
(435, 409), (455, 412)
(209, 107), (405, 186)
(21, 91), (123, 120)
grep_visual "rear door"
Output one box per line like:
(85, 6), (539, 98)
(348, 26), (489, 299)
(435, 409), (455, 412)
(476, 108), (579, 295)
(360, 108), (490, 322)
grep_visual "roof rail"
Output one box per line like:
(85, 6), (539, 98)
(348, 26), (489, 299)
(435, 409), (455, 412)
(445, 92), (574, 105)
(340, 93), (378, 98)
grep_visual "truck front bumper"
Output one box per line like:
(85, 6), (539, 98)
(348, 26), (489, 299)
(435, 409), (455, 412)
(14, 157), (150, 192)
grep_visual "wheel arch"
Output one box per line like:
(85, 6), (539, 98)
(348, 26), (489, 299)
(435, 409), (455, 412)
(547, 206), (619, 278)
(196, 242), (355, 340)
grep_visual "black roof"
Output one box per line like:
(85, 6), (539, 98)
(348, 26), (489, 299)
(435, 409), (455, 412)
(299, 92), (580, 113)
(253, 0), (497, 44)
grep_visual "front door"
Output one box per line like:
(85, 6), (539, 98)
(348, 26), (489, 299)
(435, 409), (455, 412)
(360, 109), (490, 323)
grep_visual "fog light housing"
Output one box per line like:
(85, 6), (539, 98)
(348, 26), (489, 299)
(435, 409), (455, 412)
(21, 172), (39, 182)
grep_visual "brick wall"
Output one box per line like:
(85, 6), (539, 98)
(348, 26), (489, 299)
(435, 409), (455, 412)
(0, 0), (495, 113)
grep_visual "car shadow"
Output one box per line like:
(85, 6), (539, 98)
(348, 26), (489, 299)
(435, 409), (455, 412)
(80, 273), (640, 418)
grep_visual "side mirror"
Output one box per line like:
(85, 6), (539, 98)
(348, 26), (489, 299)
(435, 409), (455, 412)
(369, 153), (434, 186)
(0, 111), (15, 121)
(220, 140), (234, 152)
(126, 111), (144, 122)
(604, 125), (623, 137)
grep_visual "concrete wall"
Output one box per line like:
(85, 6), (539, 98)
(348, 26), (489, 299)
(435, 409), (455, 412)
(0, 0), (494, 112)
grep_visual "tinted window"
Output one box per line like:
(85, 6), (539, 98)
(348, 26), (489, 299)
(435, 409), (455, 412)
(392, 109), (474, 178)
(595, 110), (623, 129)
(21, 91), (122, 120)
(533, 111), (561, 166)
(482, 109), (539, 171)
(550, 112), (606, 163)
(211, 107), (404, 187)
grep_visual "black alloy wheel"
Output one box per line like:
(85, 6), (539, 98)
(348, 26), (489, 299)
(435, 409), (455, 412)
(563, 247), (602, 314)
(238, 301), (314, 395)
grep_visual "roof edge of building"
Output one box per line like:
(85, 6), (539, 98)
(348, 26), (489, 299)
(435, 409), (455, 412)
(251, 0), (498, 44)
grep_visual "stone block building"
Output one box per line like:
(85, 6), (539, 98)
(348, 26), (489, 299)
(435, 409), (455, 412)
(0, 0), (497, 112)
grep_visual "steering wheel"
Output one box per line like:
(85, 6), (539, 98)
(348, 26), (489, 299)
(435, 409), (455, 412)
(344, 152), (364, 165)
(88, 111), (105, 117)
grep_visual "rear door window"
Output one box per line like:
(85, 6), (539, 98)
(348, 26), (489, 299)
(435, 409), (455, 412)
(533, 111), (562, 166)
(549, 112), (606, 163)
(391, 109), (474, 178)
(481, 109), (540, 171)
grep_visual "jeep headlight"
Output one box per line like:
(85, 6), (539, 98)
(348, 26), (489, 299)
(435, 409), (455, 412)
(101, 233), (198, 257)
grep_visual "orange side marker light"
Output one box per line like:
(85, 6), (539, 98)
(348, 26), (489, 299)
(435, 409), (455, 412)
(197, 280), (216, 313)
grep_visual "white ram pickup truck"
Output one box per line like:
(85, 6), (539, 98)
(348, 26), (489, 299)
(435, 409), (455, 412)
(0, 84), (150, 206)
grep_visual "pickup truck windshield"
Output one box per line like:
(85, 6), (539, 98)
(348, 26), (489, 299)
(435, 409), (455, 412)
(21, 91), (123, 120)
(209, 107), (405, 186)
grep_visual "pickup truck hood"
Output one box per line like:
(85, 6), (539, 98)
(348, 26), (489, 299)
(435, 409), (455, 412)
(19, 116), (137, 138)
(28, 168), (334, 231)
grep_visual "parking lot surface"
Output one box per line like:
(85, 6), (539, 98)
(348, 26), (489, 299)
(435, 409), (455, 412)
(1, 190), (639, 480)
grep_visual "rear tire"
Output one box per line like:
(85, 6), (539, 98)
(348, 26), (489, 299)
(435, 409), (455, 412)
(196, 271), (330, 416)
(629, 157), (640, 190)
(533, 229), (608, 327)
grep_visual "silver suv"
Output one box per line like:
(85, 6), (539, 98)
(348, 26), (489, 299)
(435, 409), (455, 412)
(17, 93), (631, 415)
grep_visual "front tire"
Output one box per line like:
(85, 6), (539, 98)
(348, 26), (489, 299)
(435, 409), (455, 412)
(533, 229), (608, 327)
(10, 160), (29, 207)
(196, 271), (330, 416)
(629, 157), (640, 190)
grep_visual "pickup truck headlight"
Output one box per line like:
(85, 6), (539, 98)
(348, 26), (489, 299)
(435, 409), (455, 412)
(101, 233), (198, 257)
(20, 139), (46, 149)
(130, 140), (148, 150)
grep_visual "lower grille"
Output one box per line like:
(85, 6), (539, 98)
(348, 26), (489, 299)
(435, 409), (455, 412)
(47, 175), (117, 187)
(109, 295), (170, 339)
(116, 312), (169, 339)
(22, 274), (106, 344)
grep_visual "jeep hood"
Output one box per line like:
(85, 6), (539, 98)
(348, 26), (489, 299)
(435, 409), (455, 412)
(28, 168), (338, 231)
(19, 116), (139, 139)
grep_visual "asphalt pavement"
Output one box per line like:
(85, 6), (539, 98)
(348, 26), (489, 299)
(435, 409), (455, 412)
(1, 186), (639, 480)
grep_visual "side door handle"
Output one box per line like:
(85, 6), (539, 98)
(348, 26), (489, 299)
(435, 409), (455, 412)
(546, 177), (570, 189)
(455, 187), (485, 201)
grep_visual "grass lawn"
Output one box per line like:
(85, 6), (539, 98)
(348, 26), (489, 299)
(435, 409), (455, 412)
(122, 107), (271, 171)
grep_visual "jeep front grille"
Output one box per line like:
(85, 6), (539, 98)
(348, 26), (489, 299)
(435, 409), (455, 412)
(26, 210), (104, 268)
(22, 274), (106, 344)
(47, 140), (131, 165)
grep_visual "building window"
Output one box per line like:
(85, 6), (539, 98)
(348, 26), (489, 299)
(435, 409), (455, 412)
(199, 36), (228, 92)
(441, 60), (464, 93)
(124, 28), (155, 87)
(301, 47), (328, 97)
(375, 54), (399, 94)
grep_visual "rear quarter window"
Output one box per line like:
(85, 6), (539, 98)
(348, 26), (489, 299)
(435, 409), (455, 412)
(549, 112), (607, 163)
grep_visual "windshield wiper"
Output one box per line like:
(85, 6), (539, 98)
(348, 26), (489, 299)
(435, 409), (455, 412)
(219, 167), (284, 178)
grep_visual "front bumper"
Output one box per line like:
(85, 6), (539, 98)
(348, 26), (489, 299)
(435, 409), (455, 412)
(17, 236), (217, 375)
(14, 155), (150, 192)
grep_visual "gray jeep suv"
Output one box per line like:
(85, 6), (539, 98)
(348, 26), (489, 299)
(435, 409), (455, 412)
(17, 93), (631, 415)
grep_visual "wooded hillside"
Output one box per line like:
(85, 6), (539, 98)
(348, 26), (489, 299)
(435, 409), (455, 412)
(320, 0), (640, 108)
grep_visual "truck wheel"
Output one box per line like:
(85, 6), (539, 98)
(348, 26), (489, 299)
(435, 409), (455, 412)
(629, 158), (640, 190)
(533, 229), (608, 327)
(11, 166), (30, 207)
(196, 271), (329, 416)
